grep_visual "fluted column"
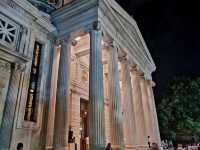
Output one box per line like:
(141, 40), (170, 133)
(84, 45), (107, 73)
(120, 56), (137, 149)
(146, 81), (161, 145)
(53, 37), (72, 150)
(0, 63), (24, 149)
(45, 45), (61, 150)
(139, 76), (154, 141)
(89, 22), (106, 150)
(107, 43), (124, 150)
(130, 67), (146, 148)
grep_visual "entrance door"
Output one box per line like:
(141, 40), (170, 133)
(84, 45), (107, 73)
(80, 98), (89, 150)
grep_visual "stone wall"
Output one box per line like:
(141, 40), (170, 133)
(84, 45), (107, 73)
(0, 0), (56, 149)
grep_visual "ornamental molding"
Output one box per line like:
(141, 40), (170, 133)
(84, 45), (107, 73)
(51, 0), (156, 79)
(0, 13), (20, 51)
(99, 0), (156, 76)
(1, 0), (56, 33)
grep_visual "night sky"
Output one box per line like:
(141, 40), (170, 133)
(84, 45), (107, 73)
(117, 0), (200, 101)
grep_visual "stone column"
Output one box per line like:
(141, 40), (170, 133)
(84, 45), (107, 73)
(53, 37), (72, 150)
(107, 42), (124, 150)
(130, 67), (146, 148)
(45, 45), (61, 150)
(0, 63), (24, 149)
(146, 81), (161, 145)
(89, 22), (106, 150)
(139, 76), (154, 141)
(120, 56), (137, 149)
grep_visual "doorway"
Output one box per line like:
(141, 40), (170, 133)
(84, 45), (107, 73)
(80, 98), (89, 150)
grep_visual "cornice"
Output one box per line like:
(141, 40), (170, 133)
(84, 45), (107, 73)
(51, 0), (98, 22)
(98, 0), (155, 79)
(12, 0), (56, 33)
(107, 0), (156, 68)
(50, 0), (155, 79)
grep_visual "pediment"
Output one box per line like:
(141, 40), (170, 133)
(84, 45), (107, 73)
(108, 0), (155, 68)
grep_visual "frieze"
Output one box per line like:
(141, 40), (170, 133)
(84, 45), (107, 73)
(6, 0), (16, 9)
(0, 60), (11, 73)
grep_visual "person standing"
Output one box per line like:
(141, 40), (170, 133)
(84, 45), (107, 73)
(106, 143), (112, 150)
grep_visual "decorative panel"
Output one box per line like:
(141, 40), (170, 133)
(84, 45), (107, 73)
(0, 13), (20, 51)
(0, 59), (11, 126)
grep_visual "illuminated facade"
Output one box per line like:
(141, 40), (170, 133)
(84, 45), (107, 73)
(0, 0), (160, 149)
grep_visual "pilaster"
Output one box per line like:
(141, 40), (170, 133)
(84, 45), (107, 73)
(0, 63), (24, 150)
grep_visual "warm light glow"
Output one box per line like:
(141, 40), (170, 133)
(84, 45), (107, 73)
(75, 36), (81, 41)
(119, 81), (122, 88)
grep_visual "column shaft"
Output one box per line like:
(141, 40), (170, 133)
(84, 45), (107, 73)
(45, 46), (61, 150)
(120, 58), (136, 148)
(140, 77), (154, 140)
(53, 39), (71, 150)
(130, 69), (146, 147)
(89, 28), (105, 150)
(146, 81), (161, 145)
(108, 45), (124, 150)
(0, 64), (22, 149)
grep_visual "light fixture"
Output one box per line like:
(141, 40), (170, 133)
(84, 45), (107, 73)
(75, 36), (81, 41)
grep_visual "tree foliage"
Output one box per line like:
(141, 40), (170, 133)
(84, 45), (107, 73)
(158, 77), (200, 142)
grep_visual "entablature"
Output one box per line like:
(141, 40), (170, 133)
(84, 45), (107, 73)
(51, 0), (156, 80)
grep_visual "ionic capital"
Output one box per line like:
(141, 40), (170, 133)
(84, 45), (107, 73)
(56, 35), (74, 47)
(130, 64), (137, 73)
(118, 54), (132, 64)
(92, 21), (102, 31)
(104, 40), (118, 50)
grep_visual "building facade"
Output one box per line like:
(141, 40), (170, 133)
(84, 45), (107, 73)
(0, 0), (160, 150)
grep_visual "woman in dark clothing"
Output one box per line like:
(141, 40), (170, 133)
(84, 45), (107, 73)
(17, 143), (23, 150)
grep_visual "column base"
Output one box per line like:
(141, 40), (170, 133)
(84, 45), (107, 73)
(45, 146), (53, 150)
(125, 145), (137, 150)
(136, 145), (149, 150)
(53, 146), (68, 150)
(90, 144), (105, 150)
(112, 144), (125, 150)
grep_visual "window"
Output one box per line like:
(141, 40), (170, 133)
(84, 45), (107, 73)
(0, 13), (19, 50)
(24, 42), (42, 122)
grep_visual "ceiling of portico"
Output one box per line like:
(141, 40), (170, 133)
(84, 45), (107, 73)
(72, 33), (109, 67)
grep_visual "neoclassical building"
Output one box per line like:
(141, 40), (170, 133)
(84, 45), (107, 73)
(0, 0), (160, 150)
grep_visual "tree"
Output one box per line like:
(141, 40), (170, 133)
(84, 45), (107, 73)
(158, 77), (200, 143)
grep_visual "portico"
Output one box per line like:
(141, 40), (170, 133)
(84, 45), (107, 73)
(0, 0), (160, 150)
(46, 0), (160, 150)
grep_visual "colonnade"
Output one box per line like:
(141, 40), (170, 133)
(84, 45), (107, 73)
(45, 22), (160, 150)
